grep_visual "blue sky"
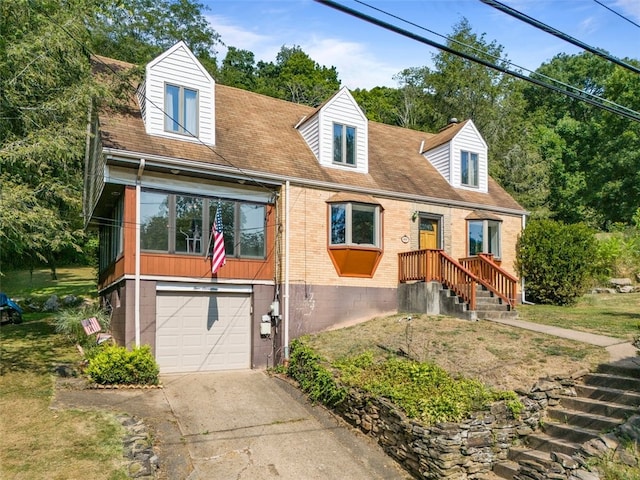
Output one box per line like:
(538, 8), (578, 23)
(203, 0), (640, 89)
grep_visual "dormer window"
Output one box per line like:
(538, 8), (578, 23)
(461, 150), (478, 187)
(333, 123), (356, 166)
(165, 84), (199, 136)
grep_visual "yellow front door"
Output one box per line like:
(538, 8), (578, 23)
(419, 218), (438, 249)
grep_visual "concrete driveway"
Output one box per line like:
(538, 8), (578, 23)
(161, 370), (410, 480)
(55, 370), (410, 479)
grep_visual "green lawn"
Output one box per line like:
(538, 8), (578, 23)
(518, 292), (640, 340)
(0, 266), (97, 300)
(0, 267), (126, 479)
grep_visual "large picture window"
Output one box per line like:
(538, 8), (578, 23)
(461, 150), (479, 187)
(468, 219), (501, 257)
(330, 202), (379, 247)
(165, 84), (198, 135)
(140, 189), (266, 259)
(333, 123), (356, 166)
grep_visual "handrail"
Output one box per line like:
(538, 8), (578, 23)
(459, 253), (517, 307)
(398, 249), (477, 310)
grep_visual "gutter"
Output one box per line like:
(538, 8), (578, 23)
(103, 148), (529, 217)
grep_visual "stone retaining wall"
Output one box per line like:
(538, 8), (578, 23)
(331, 378), (575, 479)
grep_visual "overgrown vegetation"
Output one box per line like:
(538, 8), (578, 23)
(86, 345), (160, 385)
(54, 304), (111, 349)
(516, 219), (598, 305)
(288, 338), (523, 424)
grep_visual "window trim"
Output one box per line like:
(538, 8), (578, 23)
(467, 218), (501, 258)
(332, 122), (357, 167)
(460, 150), (479, 188)
(164, 83), (199, 136)
(139, 188), (267, 260)
(329, 201), (381, 248)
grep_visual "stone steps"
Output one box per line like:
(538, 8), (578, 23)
(492, 361), (640, 479)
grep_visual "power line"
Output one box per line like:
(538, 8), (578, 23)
(41, 9), (279, 198)
(593, 0), (640, 30)
(479, 0), (640, 75)
(315, 0), (640, 123)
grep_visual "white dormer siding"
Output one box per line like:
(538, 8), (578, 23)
(425, 142), (451, 183)
(139, 41), (215, 145)
(298, 87), (368, 174)
(424, 120), (488, 194)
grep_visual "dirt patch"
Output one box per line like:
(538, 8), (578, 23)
(306, 314), (609, 392)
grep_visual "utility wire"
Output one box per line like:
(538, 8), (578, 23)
(315, 0), (640, 123)
(593, 0), (640, 30)
(41, 7), (279, 198)
(479, 0), (640, 75)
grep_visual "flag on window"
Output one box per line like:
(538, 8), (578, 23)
(211, 202), (226, 274)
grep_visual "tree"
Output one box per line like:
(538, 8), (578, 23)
(0, 0), (98, 277)
(88, 0), (222, 73)
(218, 47), (257, 90)
(255, 46), (341, 106)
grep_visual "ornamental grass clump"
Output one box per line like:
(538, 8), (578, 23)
(54, 304), (110, 348)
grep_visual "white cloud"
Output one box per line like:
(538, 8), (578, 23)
(302, 36), (401, 89)
(614, 0), (640, 21)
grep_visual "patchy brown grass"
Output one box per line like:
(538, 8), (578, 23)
(305, 314), (609, 392)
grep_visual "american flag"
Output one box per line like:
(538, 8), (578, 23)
(211, 202), (226, 274)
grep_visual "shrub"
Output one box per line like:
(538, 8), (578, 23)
(287, 339), (346, 407)
(516, 219), (597, 305)
(54, 304), (110, 348)
(86, 345), (159, 385)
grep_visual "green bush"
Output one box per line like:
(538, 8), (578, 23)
(288, 339), (346, 407)
(54, 304), (110, 348)
(516, 219), (598, 305)
(85, 345), (159, 385)
(289, 342), (523, 425)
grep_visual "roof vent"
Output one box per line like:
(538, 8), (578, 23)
(448, 117), (458, 124)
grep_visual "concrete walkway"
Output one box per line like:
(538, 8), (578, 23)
(488, 317), (639, 364)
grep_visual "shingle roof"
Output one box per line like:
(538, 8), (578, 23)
(93, 56), (524, 214)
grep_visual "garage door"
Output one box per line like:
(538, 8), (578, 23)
(156, 292), (251, 373)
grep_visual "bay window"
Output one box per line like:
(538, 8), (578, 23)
(468, 219), (501, 258)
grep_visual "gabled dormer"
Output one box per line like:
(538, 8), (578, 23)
(137, 41), (215, 145)
(297, 87), (369, 174)
(422, 119), (488, 193)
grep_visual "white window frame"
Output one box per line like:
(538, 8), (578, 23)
(461, 150), (479, 188)
(329, 202), (380, 247)
(468, 219), (501, 258)
(333, 123), (357, 166)
(164, 83), (199, 136)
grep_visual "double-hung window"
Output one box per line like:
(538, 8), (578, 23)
(461, 150), (479, 187)
(330, 202), (379, 247)
(333, 123), (356, 166)
(468, 219), (501, 258)
(165, 84), (198, 136)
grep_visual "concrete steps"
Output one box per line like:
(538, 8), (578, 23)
(492, 361), (640, 479)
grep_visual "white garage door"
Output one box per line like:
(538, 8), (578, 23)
(156, 292), (251, 373)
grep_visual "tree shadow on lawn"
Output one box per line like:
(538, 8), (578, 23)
(0, 317), (74, 376)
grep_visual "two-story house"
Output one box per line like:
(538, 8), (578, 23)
(84, 42), (526, 374)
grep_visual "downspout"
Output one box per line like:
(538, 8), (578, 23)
(135, 158), (146, 347)
(283, 180), (291, 361)
(520, 213), (533, 305)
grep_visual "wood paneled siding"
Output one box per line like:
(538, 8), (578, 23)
(451, 122), (488, 193)
(142, 42), (215, 144)
(424, 142), (451, 183)
(316, 88), (368, 173)
(98, 187), (274, 289)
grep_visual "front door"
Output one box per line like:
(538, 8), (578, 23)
(419, 217), (439, 249)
